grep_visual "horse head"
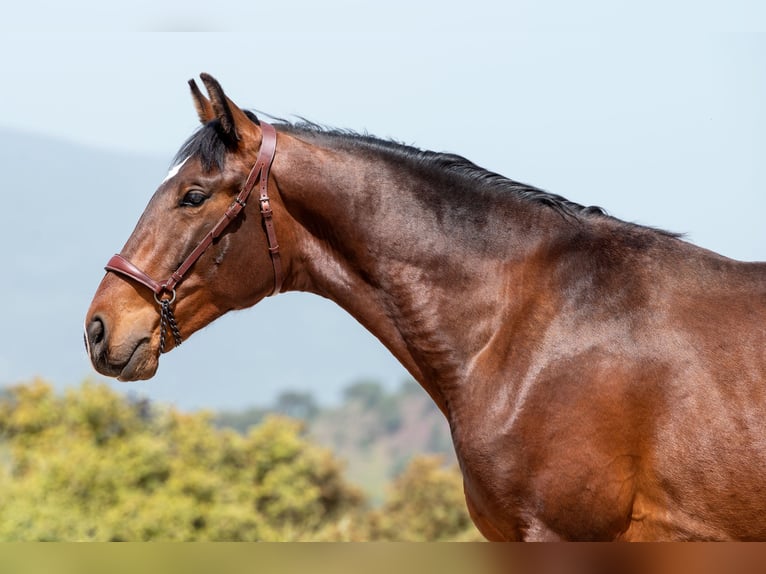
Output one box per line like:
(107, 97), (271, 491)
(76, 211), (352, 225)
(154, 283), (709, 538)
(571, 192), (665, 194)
(85, 74), (284, 381)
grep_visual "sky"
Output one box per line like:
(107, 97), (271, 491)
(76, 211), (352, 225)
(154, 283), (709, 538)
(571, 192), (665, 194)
(0, 1), (764, 408)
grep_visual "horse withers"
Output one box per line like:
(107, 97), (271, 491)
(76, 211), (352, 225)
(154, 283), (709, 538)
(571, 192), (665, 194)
(85, 74), (766, 540)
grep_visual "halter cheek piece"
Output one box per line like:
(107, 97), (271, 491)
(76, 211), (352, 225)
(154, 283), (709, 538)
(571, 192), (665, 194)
(104, 121), (282, 354)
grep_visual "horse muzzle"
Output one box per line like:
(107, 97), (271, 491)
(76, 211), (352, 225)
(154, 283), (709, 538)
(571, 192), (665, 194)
(84, 312), (160, 381)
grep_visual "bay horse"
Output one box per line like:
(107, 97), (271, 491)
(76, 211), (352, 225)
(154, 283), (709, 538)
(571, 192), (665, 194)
(85, 74), (766, 541)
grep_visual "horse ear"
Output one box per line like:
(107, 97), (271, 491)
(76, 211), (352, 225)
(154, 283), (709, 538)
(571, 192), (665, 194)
(199, 73), (255, 145)
(188, 79), (215, 124)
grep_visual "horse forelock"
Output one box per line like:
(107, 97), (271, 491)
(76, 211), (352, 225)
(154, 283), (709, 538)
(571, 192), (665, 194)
(173, 121), (230, 173)
(172, 110), (261, 173)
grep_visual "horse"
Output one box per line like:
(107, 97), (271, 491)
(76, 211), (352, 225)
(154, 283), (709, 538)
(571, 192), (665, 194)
(85, 74), (766, 541)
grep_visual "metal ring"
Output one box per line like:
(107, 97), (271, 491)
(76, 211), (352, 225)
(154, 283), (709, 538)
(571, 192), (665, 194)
(154, 289), (177, 305)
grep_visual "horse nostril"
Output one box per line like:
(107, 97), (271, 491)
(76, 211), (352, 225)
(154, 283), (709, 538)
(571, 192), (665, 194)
(87, 316), (105, 347)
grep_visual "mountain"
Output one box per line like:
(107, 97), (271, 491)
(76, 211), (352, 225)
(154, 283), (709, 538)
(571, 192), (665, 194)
(0, 129), (409, 409)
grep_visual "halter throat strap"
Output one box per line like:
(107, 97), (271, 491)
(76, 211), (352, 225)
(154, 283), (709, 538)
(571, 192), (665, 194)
(104, 121), (282, 337)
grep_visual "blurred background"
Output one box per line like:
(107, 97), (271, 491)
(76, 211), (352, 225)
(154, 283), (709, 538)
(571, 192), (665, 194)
(0, 0), (763, 540)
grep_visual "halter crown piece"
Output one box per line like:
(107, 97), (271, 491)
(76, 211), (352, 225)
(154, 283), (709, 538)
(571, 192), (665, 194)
(104, 121), (281, 353)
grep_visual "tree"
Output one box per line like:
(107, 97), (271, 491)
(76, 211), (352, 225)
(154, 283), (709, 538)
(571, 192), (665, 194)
(0, 380), (481, 541)
(0, 380), (364, 541)
(274, 391), (320, 421)
(343, 380), (386, 409)
(366, 455), (483, 541)
(214, 391), (319, 434)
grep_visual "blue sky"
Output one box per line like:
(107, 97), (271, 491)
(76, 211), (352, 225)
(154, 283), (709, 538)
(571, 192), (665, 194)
(0, 2), (764, 407)
(1, 5), (762, 259)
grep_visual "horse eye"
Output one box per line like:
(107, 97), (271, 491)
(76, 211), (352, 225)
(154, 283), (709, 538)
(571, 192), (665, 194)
(180, 190), (209, 207)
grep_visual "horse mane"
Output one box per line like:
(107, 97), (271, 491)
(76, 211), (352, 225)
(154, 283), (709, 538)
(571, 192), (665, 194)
(173, 115), (679, 238)
(275, 120), (609, 220)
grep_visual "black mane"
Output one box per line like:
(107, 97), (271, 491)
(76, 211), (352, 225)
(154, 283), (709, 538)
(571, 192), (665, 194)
(173, 116), (670, 229)
(275, 120), (608, 220)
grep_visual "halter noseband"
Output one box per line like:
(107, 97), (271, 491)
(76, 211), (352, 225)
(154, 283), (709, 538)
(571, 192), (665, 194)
(104, 121), (282, 353)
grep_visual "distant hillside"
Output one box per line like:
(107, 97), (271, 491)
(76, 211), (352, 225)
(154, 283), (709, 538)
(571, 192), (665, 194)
(0, 129), (166, 390)
(215, 379), (457, 503)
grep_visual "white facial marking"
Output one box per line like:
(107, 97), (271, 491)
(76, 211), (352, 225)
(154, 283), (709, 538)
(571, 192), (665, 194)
(162, 156), (189, 183)
(83, 318), (92, 362)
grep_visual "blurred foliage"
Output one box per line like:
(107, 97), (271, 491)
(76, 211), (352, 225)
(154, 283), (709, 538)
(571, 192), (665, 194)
(217, 379), (458, 505)
(216, 391), (320, 434)
(369, 456), (484, 542)
(0, 380), (360, 541)
(0, 379), (482, 541)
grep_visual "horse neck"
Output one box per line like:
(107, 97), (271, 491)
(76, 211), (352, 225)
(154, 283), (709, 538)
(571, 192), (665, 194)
(273, 132), (552, 412)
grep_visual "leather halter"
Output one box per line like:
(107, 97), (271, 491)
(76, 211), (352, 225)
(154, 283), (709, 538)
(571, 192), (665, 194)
(104, 121), (281, 351)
